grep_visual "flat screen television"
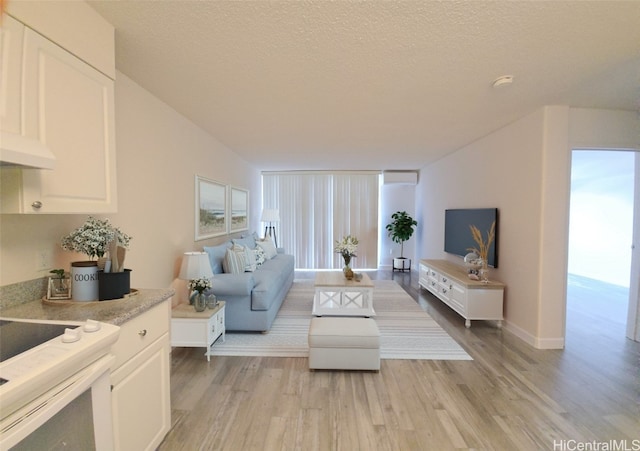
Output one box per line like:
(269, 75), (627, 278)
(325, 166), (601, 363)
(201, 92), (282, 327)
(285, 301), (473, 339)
(444, 208), (499, 268)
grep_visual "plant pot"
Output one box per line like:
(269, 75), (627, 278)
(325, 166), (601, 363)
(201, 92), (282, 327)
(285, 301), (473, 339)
(98, 269), (131, 301)
(392, 257), (411, 272)
(48, 276), (71, 299)
(71, 261), (99, 301)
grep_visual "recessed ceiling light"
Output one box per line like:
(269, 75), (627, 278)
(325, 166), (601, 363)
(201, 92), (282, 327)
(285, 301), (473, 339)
(492, 75), (514, 88)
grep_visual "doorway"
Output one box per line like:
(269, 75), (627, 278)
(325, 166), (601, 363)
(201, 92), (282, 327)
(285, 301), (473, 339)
(567, 150), (635, 339)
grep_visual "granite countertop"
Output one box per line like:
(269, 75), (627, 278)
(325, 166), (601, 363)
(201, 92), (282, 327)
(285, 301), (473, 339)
(0, 288), (175, 326)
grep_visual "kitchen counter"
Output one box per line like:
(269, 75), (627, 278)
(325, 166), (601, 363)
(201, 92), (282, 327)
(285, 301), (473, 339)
(0, 288), (175, 326)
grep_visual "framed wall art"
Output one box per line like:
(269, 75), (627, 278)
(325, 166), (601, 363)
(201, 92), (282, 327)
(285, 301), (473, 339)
(229, 186), (249, 233)
(195, 175), (227, 240)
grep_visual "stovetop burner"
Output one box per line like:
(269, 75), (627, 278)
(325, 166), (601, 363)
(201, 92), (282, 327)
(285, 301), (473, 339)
(0, 317), (120, 420)
(0, 320), (77, 363)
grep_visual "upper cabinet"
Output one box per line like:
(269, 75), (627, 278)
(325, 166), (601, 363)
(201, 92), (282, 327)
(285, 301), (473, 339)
(0, 15), (24, 137)
(0, 7), (117, 214)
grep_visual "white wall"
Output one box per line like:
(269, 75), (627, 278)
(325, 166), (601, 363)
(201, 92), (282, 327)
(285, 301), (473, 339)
(0, 72), (261, 303)
(417, 106), (640, 348)
(417, 106), (570, 348)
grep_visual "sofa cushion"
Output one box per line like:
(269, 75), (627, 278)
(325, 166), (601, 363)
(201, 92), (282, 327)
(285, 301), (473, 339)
(251, 269), (281, 310)
(223, 247), (246, 274)
(233, 235), (256, 250)
(243, 245), (257, 272)
(211, 273), (254, 296)
(203, 242), (232, 274)
(254, 247), (266, 266)
(260, 253), (295, 275)
(256, 236), (278, 259)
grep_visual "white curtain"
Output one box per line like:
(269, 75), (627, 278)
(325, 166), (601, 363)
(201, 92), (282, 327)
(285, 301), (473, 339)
(262, 171), (380, 269)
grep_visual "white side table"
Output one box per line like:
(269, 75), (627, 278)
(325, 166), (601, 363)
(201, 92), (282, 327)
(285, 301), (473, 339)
(170, 301), (225, 361)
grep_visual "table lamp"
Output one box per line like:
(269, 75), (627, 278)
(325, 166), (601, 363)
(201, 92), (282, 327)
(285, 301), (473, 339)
(179, 252), (213, 304)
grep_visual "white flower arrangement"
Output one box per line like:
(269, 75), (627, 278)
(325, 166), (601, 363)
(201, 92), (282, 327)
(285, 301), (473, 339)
(334, 235), (359, 258)
(188, 277), (212, 294)
(61, 216), (132, 259)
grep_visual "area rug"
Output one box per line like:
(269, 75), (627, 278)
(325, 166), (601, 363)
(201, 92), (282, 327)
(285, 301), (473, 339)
(209, 279), (472, 360)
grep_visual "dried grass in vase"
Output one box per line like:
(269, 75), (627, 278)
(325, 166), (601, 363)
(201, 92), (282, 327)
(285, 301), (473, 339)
(467, 221), (495, 264)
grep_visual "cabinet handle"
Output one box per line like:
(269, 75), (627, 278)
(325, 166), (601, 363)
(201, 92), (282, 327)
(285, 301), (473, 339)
(138, 329), (147, 337)
(31, 201), (42, 209)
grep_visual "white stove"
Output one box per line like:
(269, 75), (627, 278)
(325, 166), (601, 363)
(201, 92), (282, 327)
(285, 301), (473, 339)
(0, 317), (120, 450)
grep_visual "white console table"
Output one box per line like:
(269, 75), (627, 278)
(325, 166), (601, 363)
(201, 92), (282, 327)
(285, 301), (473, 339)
(419, 259), (504, 328)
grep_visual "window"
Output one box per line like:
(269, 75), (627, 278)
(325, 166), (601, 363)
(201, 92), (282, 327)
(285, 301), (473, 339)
(262, 172), (379, 269)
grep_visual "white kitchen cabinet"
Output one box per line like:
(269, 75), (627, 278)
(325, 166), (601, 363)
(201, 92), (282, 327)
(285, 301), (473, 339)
(419, 259), (505, 328)
(0, 15), (24, 137)
(111, 301), (171, 451)
(0, 17), (117, 213)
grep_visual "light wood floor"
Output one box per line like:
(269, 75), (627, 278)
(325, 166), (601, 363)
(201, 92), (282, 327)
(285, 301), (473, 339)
(159, 270), (640, 450)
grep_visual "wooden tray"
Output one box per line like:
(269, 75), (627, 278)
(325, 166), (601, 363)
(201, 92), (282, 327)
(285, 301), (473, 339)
(42, 289), (139, 306)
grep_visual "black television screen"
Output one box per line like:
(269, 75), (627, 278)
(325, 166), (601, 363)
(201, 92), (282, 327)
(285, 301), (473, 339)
(444, 208), (499, 268)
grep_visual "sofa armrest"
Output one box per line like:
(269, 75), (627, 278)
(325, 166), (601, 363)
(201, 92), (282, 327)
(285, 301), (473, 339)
(210, 273), (255, 296)
(276, 248), (285, 254)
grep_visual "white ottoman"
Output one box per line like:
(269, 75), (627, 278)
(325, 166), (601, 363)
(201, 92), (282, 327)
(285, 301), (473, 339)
(308, 317), (380, 371)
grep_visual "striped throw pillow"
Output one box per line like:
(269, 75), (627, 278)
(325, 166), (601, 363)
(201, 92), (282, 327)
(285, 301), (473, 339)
(223, 247), (246, 274)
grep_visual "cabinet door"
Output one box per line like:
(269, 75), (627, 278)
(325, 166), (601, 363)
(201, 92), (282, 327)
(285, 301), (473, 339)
(0, 15), (24, 136)
(19, 28), (117, 213)
(418, 264), (429, 288)
(449, 283), (466, 314)
(111, 334), (171, 451)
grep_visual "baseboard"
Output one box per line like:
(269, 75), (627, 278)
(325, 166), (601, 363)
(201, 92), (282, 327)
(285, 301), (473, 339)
(503, 321), (565, 349)
(534, 336), (565, 349)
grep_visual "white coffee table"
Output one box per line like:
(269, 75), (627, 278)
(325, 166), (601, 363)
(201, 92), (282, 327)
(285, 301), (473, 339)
(313, 271), (375, 317)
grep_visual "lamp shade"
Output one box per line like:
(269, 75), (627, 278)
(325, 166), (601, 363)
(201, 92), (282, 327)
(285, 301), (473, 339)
(261, 208), (280, 222)
(179, 252), (213, 280)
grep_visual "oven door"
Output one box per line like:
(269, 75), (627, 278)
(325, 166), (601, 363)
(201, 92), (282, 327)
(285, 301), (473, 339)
(0, 353), (114, 451)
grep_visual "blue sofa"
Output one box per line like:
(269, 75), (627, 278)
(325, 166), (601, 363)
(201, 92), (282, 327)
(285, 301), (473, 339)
(203, 234), (295, 332)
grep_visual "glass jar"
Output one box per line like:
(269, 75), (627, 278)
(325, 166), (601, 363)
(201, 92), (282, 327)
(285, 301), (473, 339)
(207, 294), (218, 309)
(193, 292), (207, 312)
(479, 260), (490, 283)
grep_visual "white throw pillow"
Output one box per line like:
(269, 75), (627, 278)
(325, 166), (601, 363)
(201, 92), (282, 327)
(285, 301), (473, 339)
(243, 245), (257, 272)
(257, 236), (278, 260)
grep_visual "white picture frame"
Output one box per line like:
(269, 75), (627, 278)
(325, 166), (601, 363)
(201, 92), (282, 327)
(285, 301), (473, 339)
(195, 175), (227, 240)
(229, 186), (249, 233)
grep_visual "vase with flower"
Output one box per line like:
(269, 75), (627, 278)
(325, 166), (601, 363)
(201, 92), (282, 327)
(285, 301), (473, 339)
(467, 221), (495, 283)
(188, 277), (213, 312)
(335, 235), (358, 280)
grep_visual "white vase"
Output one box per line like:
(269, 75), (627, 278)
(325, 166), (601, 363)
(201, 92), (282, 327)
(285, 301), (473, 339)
(71, 261), (99, 301)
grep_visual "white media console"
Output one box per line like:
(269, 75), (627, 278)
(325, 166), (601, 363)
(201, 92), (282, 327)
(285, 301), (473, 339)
(419, 259), (505, 328)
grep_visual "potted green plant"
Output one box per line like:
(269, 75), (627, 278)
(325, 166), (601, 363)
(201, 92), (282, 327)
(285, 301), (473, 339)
(385, 211), (417, 272)
(47, 268), (71, 300)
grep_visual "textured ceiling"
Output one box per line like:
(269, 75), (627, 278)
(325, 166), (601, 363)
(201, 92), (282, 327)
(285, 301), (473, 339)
(87, 1), (640, 171)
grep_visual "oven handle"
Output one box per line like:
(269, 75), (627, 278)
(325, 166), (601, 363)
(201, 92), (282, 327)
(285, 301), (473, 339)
(0, 354), (115, 451)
